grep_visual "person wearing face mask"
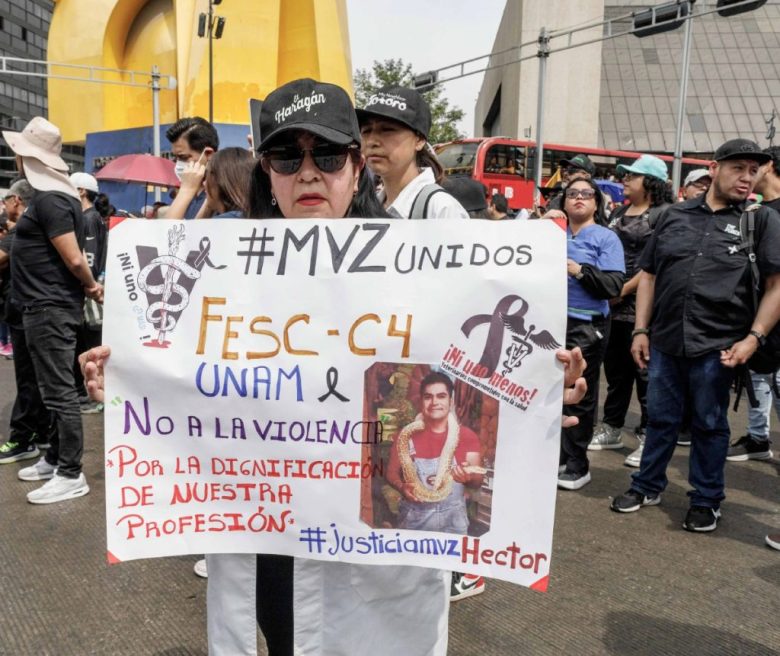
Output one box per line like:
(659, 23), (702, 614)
(166, 117), (219, 219)
(80, 78), (590, 655)
(357, 86), (468, 219)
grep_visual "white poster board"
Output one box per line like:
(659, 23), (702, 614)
(103, 218), (566, 590)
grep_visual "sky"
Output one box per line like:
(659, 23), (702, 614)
(346, 0), (508, 137)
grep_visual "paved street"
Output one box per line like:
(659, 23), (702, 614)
(0, 357), (778, 655)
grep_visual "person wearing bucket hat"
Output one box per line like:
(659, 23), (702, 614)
(590, 155), (672, 463)
(610, 138), (780, 533)
(357, 85), (468, 219)
(2, 116), (102, 505)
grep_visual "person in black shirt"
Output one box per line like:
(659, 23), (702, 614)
(725, 147), (780, 478)
(610, 139), (780, 533)
(1, 117), (103, 505)
(69, 172), (108, 414)
(590, 155), (672, 466)
(0, 179), (56, 465)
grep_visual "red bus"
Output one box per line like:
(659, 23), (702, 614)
(434, 137), (711, 210)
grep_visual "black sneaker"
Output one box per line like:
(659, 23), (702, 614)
(726, 434), (772, 461)
(610, 488), (661, 513)
(683, 506), (721, 532)
(0, 441), (40, 464)
(557, 470), (591, 490)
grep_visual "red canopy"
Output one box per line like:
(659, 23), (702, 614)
(95, 154), (180, 188)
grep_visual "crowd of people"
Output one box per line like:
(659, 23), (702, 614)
(0, 75), (778, 655)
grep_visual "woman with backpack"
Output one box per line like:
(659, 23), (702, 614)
(357, 86), (468, 219)
(590, 155), (672, 468)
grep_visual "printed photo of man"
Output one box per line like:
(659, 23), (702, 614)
(387, 371), (484, 534)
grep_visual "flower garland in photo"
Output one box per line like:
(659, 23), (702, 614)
(397, 413), (460, 502)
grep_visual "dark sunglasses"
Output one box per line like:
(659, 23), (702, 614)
(565, 188), (596, 200)
(262, 143), (359, 175)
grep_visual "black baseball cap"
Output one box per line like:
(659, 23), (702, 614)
(258, 78), (361, 151)
(441, 176), (487, 212)
(559, 154), (596, 176)
(713, 138), (771, 164)
(356, 86), (432, 141)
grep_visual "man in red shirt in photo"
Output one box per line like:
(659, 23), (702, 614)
(388, 372), (483, 535)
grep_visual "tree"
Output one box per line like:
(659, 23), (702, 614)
(353, 58), (465, 144)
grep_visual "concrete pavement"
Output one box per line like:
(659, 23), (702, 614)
(0, 358), (777, 655)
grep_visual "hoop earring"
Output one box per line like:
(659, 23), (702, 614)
(271, 195), (277, 206)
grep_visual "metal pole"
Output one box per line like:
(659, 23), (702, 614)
(208, 0), (214, 124)
(533, 27), (550, 208)
(152, 64), (161, 203)
(671, 3), (694, 197)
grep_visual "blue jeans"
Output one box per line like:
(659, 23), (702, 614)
(631, 348), (734, 508)
(747, 370), (780, 440)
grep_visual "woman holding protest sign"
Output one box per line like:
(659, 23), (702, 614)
(357, 86), (469, 219)
(543, 178), (625, 491)
(81, 78), (588, 656)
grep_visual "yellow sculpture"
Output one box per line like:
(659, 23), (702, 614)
(48, 0), (354, 144)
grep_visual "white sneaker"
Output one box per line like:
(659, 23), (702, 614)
(27, 473), (89, 504)
(193, 558), (208, 578)
(588, 423), (624, 450)
(624, 433), (646, 468)
(18, 456), (57, 481)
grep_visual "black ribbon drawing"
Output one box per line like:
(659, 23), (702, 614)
(194, 237), (227, 270)
(318, 367), (350, 403)
(460, 294), (529, 378)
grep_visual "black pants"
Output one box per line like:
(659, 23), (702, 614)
(562, 316), (610, 475)
(256, 554), (294, 656)
(8, 325), (56, 447)
(23, 306), (84, 478)
(602, 319), (648, 430)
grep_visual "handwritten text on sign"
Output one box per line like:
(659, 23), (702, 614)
(104, 218), (566, 589)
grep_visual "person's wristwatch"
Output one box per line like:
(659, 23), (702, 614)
(749, 330), (766, 347)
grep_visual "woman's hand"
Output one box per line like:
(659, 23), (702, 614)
(78, 345), (111, 403)
(557, 347), (587, 428)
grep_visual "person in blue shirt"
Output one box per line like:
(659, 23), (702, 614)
(545, 178), (625, 490)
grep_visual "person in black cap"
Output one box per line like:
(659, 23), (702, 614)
(726, 146), (780, 470)
(80, 77), (589, 654)
(357, 86), (468, 219)
(545, 154), (606, 224)
(610, 138), (780, 533)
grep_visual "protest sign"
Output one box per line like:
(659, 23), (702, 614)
(104, 218), (566, 590)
